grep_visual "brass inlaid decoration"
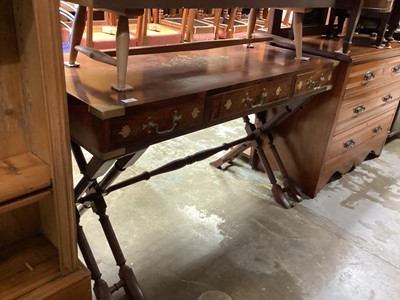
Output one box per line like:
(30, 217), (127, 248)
(276, 86), (282, 96)
(192, 107), (200, 119)
(328, 72), (332, 81)
(224, 99), (232, 110)
(297, 81), (303, 90)
(118, 125), (131, 138)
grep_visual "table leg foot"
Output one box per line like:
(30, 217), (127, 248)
(93, 279), (113, 300)
(283, 178), (302, 203)
(120, 265), (145, 300)
(265, 131), (303, 204)
(295, 56), (310, 61)
(111, 83), (134, 92)
(272, 184), (295, 209)
(64, 61), (80, 68)
(77, 219), (114, 299)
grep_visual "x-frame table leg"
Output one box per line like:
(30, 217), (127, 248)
(72, 141), (146, 299)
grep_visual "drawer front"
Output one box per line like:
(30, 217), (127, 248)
(345, 57), (400, 98)
(110, 97), (205, 149)
(326, 109), (395, 162)
(334, 83), (400, 135)
(293, 68), (334, 97)
(209, 77), (292, 120)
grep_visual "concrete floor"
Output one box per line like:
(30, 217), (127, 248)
(74, 119), (400, 300)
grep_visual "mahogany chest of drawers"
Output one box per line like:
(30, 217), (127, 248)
(270, 37), (400, 197)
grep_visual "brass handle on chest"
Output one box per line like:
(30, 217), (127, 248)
(383, 94), (393, 102)
(146, 111), (182, 135)
(353, 105), (366, 115)
(392, 65), (400, 73)
(372, 125), (383, 134)
(343, 139), (356, 149)
(362, 71), (375, 84)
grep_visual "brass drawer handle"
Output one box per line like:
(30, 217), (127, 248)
(372, 125), (383, 134)
(307, 80), (315, 90)
(145, 111), (182, 135)
(343, 139), (356, 149)
(392, 65), (400, 73)
(306, 79), (321, 90)
(353, 105), (366, 115)
(382, 94), (393, 102)
(362, 71), (375, 84)
(242, 90), (266, 108)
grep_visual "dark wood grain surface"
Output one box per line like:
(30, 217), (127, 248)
(65, 42), (332, 117)
(66, 42), (337, 159)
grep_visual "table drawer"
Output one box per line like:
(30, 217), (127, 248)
(326, 109), (395, 162)
(344, 57), (400, 98)
(110, 97), (205, 150)
(293, 68), (334, 97)
(334, 83), (400, 135)
(208, 77), (292, 120)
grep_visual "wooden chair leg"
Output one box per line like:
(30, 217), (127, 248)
(342, 0), (364, 54)
(180, 8), (189, 43)
(65, 5), (87, 67)
(112, 15), (133, 91)
(226, 7), (238, 39)
(185, 8), (197, 42)
(213, 8), (222, 40)
(374, 12), (391, 47)
(86, 7), (93, 48)
(293, 11), (309, 60)
(246, 8), (257, 41)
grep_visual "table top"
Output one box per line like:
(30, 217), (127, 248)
(65, 42), (337, 159)
(69, 0), (338, 9)
(65, 42), (331, 118)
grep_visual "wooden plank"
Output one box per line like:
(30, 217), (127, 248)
(0, 152), (51, 204)
(20, 263), (92, 300)
(0, 189), (51, 215)
(29, 0), (79, 274)
(13, 0), (50, 164)
(0, 235), (61, 300)
(0, 0), (28, 160)
(0, 202), (42, 248)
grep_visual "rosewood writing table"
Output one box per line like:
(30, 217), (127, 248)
(66, 41), (337, 299)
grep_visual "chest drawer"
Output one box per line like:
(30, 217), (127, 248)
(344, 56), (400, 98)
(326, 109), (395, 162)
(208, 77), (292, 121)
(109, 97), (205, 151)
(293, 68), (334, 97)
(334, 82), (400, 135)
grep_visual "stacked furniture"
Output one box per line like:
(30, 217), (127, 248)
(0, 0), (91, 298)
(326, 0), (395, 47)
